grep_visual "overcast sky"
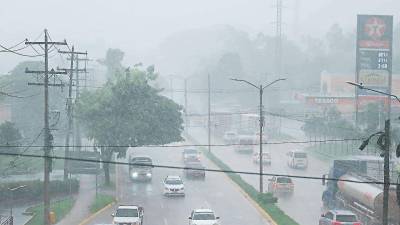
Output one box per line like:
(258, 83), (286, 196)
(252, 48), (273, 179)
(1, 0), (399, 74)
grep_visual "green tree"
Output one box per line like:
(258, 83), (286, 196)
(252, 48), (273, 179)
(0, 121), (22, 153)
(97, 48), (125, 78)
(77, 67), (183, 184)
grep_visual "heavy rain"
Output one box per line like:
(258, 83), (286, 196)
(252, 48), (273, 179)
(0, 1), (400, 225)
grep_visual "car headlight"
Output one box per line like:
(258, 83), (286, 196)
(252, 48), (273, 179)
(146, 173), (152, 177)
(132, 172), (138, 178)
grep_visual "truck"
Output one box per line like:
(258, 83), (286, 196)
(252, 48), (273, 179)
(322, 158), (400, 225)
(112, 205), (144, 225)
(234, 135), (254, 154)
(129, 155), (153, 182)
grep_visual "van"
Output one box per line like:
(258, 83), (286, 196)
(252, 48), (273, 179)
(287, 150), (308, 169)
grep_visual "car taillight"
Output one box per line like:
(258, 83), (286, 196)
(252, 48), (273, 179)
(332, 221), (342, 225)
(353, 223), (361, 225)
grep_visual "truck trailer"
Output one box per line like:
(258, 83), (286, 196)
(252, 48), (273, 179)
(322, 159), (400, 225)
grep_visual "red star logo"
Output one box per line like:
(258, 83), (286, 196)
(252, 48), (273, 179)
(364, 17), (386, 40)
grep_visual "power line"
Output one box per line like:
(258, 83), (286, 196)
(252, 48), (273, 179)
(0, 42), (43, 57)
(0, 138), (363, 149)
(0, 151), (398, 186)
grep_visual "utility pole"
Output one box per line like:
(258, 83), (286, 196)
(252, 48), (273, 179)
(346, 81), (400, 225)
(208, 74), (211, 153)
(58, 47), (87, 179)
(259, 85), (264, 193)
(383, 119), (390, 225)
(231, 78), (286, 193)
(69, 55), (89, 150)
(275, 0), (283, 78)
(25, 29), (67, 225)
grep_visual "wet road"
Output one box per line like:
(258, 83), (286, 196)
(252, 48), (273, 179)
(189, 120), (330, 225)
(87, 143), (271, 225)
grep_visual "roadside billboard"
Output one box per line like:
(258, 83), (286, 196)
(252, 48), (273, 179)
(355, 15), (393, 117)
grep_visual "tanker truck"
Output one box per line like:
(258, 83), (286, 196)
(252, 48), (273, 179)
(322, 159), (400, 225)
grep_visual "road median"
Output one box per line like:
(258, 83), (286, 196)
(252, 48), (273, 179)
(185, 133), (299, 225)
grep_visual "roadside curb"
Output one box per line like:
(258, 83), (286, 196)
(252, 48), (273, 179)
(184, 134), (279, 225)
(78, 202), (115, 225)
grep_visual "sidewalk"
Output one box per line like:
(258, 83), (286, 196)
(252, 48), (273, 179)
(56, 175), (95, 225)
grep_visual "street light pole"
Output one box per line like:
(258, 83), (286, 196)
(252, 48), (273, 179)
(231, 78), (286, 193)
(346, 81), (398, 225)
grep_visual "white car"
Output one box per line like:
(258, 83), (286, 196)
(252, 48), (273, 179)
(252, 152), (271, 165)
(111, 205), (144, 225)
(189, 209), (220, 225)
(287, 150), (308, 169)
(163, 175), (185, 197)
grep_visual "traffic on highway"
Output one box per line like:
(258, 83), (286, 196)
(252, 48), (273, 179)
(1, 2), (400, 225)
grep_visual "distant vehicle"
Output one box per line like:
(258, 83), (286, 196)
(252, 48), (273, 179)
(252, 152), (271, 165)
(184, 161), (206, 179)
(223, 131), (238, 144)
(286, 150), (308, 169)
(163, 175), (185, 197)
(188, 209), (220, 225)
(267, 176), (294, 194)
(234, 135), (254, 154)
(129, 156), (153, 182)
(322, 159), (400, 225)
(182, 149), (201, 163)
(319, 209), (361, 225)
(111, 205), (144, 225)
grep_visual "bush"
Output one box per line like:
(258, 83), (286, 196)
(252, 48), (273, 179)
(0, 179), (79, 204)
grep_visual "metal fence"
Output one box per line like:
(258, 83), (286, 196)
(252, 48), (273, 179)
(0, 215), (13, 225)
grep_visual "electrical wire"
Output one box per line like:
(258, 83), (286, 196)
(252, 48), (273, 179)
(0, 43), (43, 57)
(0, 138), (363, 149)
(2, 129), (44, 175)
(0, 151), (398, 186)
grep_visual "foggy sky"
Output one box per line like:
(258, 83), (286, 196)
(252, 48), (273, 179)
(1, 0), (399, 74)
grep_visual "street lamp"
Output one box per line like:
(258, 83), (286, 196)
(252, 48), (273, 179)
(9, 185), (27, 217)
(347, 81), (399, 225)
(231, 78), (287, 193)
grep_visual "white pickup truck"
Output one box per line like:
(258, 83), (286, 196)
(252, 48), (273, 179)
(112, 205), (144, 225)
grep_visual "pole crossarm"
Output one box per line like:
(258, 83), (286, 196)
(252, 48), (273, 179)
(57, 67), (87, 72)
(25, 68), (67, 75)
(25, 41), (67, 45)
(58, 50), (87, 55)
(28, 82), (65, 87)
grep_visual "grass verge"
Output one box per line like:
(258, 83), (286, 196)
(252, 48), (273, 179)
(203, 150), (299, 225)
(90, 193), (115, 213)
(26, 198), (75, 225)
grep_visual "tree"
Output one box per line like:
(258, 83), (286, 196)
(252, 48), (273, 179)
(0, 121), (22, 154)
(0, 61), (67, 140)
(97, 48), (125, 78)
(77, 67), (183, 184)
